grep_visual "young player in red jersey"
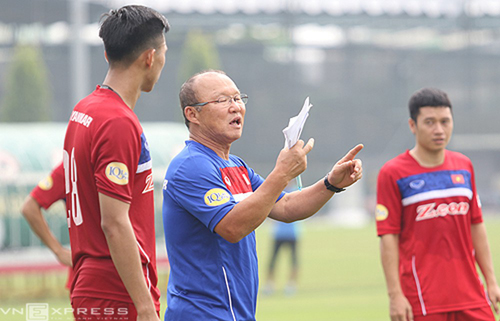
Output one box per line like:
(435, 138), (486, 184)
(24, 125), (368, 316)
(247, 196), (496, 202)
(21, 162), (74, 289)
(63, 6), (169, 321)
(376, 88), (500, 321)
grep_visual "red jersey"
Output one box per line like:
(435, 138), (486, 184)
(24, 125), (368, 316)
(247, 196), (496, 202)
(30, 162), (74, 289)
(31, 163), (65, 210)
(63, 85), (159, 308)
(376, 150), (489, 316)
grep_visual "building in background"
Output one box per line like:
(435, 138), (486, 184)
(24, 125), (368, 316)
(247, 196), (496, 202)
(0, 0), (499, 227)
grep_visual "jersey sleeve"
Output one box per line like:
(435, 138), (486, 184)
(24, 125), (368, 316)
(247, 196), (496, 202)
(30, 163), (66, 209)
(92, 116), (141, 204)
(376, 165), (403, 236)
(468, 163), (483, 225)
(167, 157), (235, 232)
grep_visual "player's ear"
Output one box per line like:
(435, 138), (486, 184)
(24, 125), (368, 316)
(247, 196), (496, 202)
(143, 48), (156, 69)
(185, 106), (200, 125)
(104, 51), (109, 63)
(408, 118), (417, 135)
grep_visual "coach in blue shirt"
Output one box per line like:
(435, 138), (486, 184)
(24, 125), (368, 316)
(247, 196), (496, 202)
(162, 70), (363, 321)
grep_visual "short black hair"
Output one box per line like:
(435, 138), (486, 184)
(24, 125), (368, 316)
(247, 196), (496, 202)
(99, 5), (170, 66)
(408, 87), (452, 122)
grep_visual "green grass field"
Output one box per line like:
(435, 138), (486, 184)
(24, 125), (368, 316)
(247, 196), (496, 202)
(256, 220), (388, 321)
(2, 217), (500, 320)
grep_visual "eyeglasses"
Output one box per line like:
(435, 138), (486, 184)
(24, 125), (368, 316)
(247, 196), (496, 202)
(191, 94), (248, 108)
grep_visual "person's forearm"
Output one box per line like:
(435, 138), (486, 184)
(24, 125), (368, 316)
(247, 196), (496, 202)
(270, 144), (363, 222)
(471, 223), (498, 287)
(103, 219), (156, 315)
(99, 193), (157, 317)
(215, 139), (315, 243)
(21, 197), (65, 256)
(216, 169), (289, 242)
(380, 234), (404, 297)
(270, 179), (334, 222)
(381, 234), (414, 320)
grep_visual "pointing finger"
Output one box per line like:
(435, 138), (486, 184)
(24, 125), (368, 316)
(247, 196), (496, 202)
(341, 144), (364, 162)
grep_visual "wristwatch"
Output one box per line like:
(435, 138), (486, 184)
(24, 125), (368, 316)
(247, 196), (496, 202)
(324, 174), (346, 193)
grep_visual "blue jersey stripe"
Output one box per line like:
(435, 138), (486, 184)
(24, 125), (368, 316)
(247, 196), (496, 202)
(397, 170), (472, 204)
(137, 132), (152, 173)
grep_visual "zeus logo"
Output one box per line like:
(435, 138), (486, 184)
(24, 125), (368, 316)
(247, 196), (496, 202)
(416, 202), (469, 221)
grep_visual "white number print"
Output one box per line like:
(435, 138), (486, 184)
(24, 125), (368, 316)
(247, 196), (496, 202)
(143, 173), (154, 194)
(63, 148), (83, 226)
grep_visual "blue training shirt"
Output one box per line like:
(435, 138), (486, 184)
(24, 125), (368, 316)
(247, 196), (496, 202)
(162, 140), (285, 321)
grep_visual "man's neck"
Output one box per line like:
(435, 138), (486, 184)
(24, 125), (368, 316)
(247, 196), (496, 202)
(409, 146), (446, 168)
(189, 133), (231, 160)
(102, 69), (142, 111)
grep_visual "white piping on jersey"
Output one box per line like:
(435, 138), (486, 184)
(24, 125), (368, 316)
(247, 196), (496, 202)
(137, 159), (152, 174)
(136, 241), (152, 292)
(233, 192), (253, 203)
(402, 187), (472, 206)
(222, 266), (237, 321)
(482, 281), (492, 305)
(412, 256), (427, 316)
(480, 272), (492, 305)
(473, 248), (492, 305)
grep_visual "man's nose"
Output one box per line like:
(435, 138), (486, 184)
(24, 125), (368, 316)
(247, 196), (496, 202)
(229, 99), (242, 112)
(434, 123), (445, 133)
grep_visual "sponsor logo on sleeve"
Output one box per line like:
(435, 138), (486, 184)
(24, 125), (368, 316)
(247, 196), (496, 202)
(105, 162), (129, 185)
(375, 204), (389, 221)
(38, 175), (53, 190)
(204, 188), (230, 206)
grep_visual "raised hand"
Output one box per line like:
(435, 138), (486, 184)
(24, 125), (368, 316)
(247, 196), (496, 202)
(274, 138), (315, 182)
(326, 144), (363, 189)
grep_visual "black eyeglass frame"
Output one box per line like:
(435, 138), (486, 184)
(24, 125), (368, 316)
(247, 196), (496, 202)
(191, 93), (249, 107)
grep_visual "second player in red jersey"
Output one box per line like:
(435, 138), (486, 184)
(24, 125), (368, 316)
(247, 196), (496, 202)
(22, 163), (74, 289)
(376, 88), (500, 321)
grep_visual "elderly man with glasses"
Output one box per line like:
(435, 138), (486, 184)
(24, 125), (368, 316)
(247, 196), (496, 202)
(161, 69), (364, 321)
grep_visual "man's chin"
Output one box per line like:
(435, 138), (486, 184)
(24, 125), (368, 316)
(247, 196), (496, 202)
(229, 132), (242, 143)
(142, 86), (154, 93)
(142, 80), (159, 93)
(429, 145), (447, 152)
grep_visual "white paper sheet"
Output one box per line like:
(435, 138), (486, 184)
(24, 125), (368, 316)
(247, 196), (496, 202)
(282, 97), (312, 148)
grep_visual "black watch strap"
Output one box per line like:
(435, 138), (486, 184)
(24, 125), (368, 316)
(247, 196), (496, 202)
(324, 175), (346, 193)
